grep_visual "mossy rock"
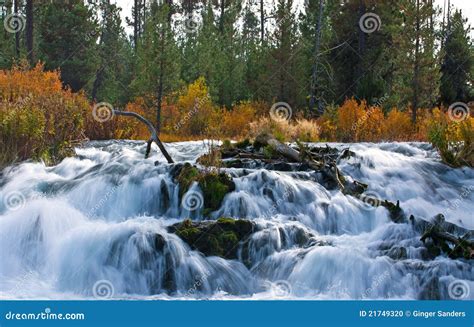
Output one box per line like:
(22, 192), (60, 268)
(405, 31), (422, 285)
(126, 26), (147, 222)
(200, 172), (235, 216)
(176, 163), (200, 198)
(235, 139), (250, 149)
(168, 218), (254, 259)
(175, 163), (235, 216)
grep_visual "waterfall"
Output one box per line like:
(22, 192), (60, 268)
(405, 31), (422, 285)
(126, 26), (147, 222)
(0, 140), (472, 299)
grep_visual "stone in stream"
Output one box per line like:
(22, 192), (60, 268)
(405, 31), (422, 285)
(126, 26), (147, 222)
(167, 218), (254, 259)
(175, 163), (236, 217)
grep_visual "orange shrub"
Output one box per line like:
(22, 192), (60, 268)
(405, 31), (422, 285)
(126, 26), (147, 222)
(358, 106), (385, 142)
(383, 109), (414, 141)
(336, 98), (366, 142)
(222, 101), (257, 138)
(0, 63), (89, 167)
(174, 77), (219, 137)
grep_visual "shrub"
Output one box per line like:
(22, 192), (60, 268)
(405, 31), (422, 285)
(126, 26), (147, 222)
(427, 108), (473, 167)
(0, 63), (89, 167)
(336, 98), (366, 142)
(175, 77), (219, 137)
(358, 106), (385, 142)
(248, 116), (319, 142)
(221, 101), (258, 138)
(383, 109), (414, 141)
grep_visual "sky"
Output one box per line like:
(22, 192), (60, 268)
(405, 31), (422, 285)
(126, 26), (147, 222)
(112, 0), (473, 36)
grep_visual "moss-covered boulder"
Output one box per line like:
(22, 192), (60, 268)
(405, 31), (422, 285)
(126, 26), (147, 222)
(176, 163), (235, 216)
(168, 218), (254, 259)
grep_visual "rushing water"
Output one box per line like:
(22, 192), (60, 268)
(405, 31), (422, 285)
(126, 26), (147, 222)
(0, 140), (472, 300)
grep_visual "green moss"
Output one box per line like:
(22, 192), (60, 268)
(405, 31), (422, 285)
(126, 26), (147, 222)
(222, 139), (232, 150)
(199, 172), (235, 216)
(263, 145), (278, 159)
(176, 164), (235, 216)
(217, 217), (236, 225)
(235, 139), (250, 149)
(168, 218), (254, 259)
(176, 163), (200, 198)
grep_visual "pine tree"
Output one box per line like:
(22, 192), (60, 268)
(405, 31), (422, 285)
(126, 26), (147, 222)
(131, 0), (180, 132)
(389, 0), (439, 122)
(91, 0), (133, 106)
(440, 9), (474, 105)
(37, 0), (99, 92)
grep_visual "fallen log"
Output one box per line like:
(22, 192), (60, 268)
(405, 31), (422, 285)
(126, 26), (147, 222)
(412, 214), (474, 259)
(254, 133), (367, 196)
(113, 110), (174, 163)
(255, 133), (324, 169)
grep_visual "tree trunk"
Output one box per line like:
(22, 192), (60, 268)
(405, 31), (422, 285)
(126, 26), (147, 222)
(260, 0), (264, 43)
(356, 1), (366, 92)
(14, 0), (20, 57)
(133, 0), (139, 50)
(309, 0), (324, 116)
(25, 0), (34, 65)
(219, 0), (225, 34)
(412, 0), (420, 124)
(91, 0), (109, 101)
(113, 110), (174, 163)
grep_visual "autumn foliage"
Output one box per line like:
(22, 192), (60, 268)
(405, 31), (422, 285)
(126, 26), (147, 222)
(1, 65), (472, 168)
(0, 63), (89, 167)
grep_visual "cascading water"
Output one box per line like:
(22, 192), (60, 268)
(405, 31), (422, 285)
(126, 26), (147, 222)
(0, 140), (472, 300)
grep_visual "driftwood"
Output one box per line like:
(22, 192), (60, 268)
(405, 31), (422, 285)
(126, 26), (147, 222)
(213, 134), (474, 260)
(254, 133), (366, 196)
(113, 110), (174, 163)
(411, 214), (474, 259)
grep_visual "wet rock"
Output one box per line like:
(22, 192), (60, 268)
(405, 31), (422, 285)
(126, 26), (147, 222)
(386, 246), (408, 260)
(168, 218), (254, 259)
(175, 163), (236, 216)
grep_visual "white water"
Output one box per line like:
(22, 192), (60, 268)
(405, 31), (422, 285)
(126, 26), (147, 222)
(0, 140), (472, 300)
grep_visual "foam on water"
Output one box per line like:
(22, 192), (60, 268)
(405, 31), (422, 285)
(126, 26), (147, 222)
(0, 140), (472, 299)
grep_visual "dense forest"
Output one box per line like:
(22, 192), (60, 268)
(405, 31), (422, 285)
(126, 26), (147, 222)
(0, 0), (473, 167)
(0, 1), (473, 304)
